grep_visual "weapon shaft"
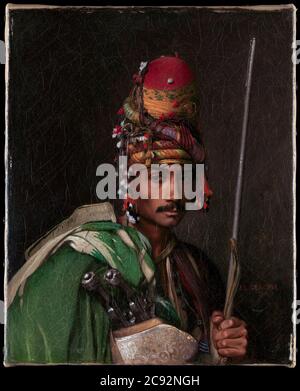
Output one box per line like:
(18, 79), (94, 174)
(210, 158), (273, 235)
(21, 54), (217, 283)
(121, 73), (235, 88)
(232, 37), (256, 241)
(219, 37), (256, 366)
(223, 37), (256, 323)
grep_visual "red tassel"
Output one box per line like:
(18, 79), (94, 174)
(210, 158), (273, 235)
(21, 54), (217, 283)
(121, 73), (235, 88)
(132, 74), (143, 85)
(123, 196), (135, 211)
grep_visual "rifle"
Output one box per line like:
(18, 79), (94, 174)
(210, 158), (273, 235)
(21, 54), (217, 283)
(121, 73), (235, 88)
(219, 38), (256, 364)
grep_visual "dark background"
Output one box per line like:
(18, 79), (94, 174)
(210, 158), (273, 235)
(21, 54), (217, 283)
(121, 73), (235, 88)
(5, 5), (295, 365)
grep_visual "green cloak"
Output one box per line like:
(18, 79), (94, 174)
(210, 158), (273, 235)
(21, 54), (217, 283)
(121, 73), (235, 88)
(5, 220), (181, 365)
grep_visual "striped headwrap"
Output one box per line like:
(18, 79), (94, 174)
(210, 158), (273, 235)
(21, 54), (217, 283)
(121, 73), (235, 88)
(112, 54), (212, 208)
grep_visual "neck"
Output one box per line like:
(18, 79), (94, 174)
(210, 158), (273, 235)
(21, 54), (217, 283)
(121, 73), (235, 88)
(135, 218), (171, 261)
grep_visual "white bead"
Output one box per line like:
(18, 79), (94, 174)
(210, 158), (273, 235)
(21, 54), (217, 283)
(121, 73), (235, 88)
(128, 215), (136, 224)
(139, 61), (148, 72)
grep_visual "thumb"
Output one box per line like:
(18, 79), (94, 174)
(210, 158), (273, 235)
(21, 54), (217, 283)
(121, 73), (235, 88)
(211, 311), (224, 327)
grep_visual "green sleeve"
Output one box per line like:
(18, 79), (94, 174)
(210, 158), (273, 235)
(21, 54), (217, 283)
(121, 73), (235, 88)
(6, 245), (112, 364)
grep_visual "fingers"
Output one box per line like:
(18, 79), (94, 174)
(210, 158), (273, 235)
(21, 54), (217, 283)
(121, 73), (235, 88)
(210, 314), (248, 358)
(211, 313), (246, 330)
(214, 325), (247, 341)
(219, 317), (246, 330)
(216, 337), (247, 350)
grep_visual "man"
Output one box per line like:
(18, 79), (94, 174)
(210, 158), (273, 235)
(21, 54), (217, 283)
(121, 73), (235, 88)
(5, 55), (247, 365)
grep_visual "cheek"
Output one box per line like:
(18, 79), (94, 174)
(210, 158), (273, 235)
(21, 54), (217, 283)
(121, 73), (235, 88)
(137, 199), (158, 217)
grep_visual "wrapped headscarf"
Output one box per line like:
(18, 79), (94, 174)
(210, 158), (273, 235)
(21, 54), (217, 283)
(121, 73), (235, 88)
(113, 54), (212, 208)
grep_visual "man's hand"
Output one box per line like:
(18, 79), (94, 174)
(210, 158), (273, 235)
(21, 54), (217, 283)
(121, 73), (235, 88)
(211, 311), (248, 359)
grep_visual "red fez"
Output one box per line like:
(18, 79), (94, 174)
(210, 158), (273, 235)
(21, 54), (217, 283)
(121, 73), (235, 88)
(143, 56), (195, 91)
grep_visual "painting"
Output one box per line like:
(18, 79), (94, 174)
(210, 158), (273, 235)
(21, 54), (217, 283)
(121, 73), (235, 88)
(4, 5), (296, 366)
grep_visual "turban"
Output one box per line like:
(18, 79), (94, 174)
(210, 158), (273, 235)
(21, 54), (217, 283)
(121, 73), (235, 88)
(113, 54), (213, 208)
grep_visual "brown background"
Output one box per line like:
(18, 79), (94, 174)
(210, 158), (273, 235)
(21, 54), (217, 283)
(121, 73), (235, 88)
(6, 6), (295, 364)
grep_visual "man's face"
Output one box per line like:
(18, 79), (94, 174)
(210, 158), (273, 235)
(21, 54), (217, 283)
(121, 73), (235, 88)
(135, 167), (187, 228)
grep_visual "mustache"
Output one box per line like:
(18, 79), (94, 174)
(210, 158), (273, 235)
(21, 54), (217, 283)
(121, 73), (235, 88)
(156, 200), (185, 213)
